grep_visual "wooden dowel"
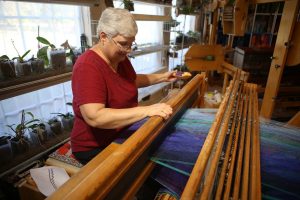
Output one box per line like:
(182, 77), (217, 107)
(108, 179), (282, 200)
(199, 74), (242, 199)
(215, 82), (245, 199)
(181, 79), (235, 199)
(222, 81), (249, 200)
(232, 84), (251, 200)
(222, 73), (229, 95)
(250, 84), (261, 200)
(181, 70), (241, 199)
(238, 84), (252, 199)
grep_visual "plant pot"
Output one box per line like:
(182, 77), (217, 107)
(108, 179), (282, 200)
(0, 61), (16, 80)
(62, 117), (74, 131)
(31, 59), (45, 74)
(9, 137), (30, 156)
(16, 61), (32, 76)
(30, 123), (48, 145)
(49, 118), (63, 135)
(0, 136), (13, 164)
(50, 49), (66, 70)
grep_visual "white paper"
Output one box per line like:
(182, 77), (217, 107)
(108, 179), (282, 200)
(30, 166), (70, 197)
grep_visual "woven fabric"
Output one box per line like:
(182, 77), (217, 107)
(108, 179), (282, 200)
(151, 109), (300, 199)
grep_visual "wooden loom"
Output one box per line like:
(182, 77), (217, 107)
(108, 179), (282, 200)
(47, 67), (260, 199)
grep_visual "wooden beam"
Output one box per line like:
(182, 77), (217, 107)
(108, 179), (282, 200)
(260, 0), (300, 119)
(5, 0), (101, 6)
(287, 111), (300, 128)
(133, 14), (171, 21)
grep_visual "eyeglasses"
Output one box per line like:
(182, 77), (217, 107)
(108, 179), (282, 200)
(109, 37), (138, 52)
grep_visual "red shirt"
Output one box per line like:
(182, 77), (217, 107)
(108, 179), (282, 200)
(71, 50), (138, 152)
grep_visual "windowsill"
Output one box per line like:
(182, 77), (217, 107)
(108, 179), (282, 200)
(0, 68), (73, 100)
(0, 131), (69, 178)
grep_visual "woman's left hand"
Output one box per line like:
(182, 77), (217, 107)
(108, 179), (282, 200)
(163, 71), (177, 82)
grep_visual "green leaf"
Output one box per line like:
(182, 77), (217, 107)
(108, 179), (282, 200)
(26, 111), (34, 119)
(51, 112), (65, 117)
(25, 119), (40, 126)
(28, 124), (39, 129)
(0, 55), (10, 62)
(37, 46), (49, 66)
(16, 124), (24, 132)
(37, 36), (52, 46)
(21, 50), (31, 60)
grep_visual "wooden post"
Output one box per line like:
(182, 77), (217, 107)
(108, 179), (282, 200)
(222, 73), (229, 94)
(287, 111), (300, 128)
(227, 34), (234, 48)
(260, 0), (300, 119)
(209, 9), (219, 45)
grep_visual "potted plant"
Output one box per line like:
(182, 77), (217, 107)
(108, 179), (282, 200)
(61, 40), (81, 68)
(29, 122), (49, 145)
(123, 0), (134, 11)
(37, 36), (66, 70)
(11, 40), (31, 76)
(48, 117), (63, 135)
(51, 112), (74, 131)
(6, 110), (40, 155)
(0, 55), (16, 80)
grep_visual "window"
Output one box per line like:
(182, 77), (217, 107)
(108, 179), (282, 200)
(0, 1), (87, 137)
(0, 1), (88, 58)
(113, 1), (165, 73)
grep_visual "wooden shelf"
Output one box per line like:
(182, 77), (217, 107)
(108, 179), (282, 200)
(0, 72), (72, 100)
(133, 0), (172, 7)
(172, 43), (191, 51)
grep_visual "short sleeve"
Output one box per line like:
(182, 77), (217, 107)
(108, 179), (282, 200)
(72, 62), (107, 106)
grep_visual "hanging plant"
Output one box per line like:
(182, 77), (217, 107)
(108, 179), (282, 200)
(123, 0), (134, 11)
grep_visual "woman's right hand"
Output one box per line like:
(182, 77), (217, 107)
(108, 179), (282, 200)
(146, 103), (173, 120)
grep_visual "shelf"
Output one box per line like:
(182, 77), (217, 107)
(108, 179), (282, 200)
(172, 43), (191, 51)
(0, 71), (72, 100)
(129, 45), (169, 57)
(0, 131), (69, 178)
(255, 13), (282, 16)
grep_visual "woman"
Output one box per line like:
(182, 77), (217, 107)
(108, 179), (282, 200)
(71, 8), (177, 164)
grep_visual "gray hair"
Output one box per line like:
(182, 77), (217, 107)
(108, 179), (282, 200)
(97, 8), (138, 38)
